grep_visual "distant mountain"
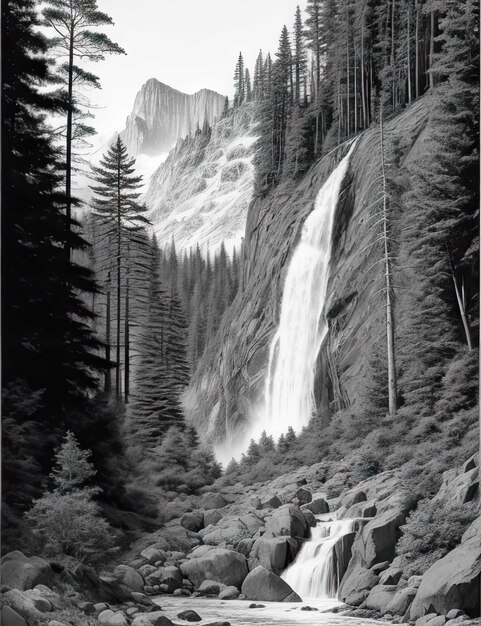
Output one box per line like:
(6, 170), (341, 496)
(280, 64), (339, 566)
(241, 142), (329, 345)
(120, 78), (226, 155)
(144, 104), (258, 254)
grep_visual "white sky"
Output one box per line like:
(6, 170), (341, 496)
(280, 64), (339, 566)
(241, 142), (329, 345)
(86, 0), (302, 150)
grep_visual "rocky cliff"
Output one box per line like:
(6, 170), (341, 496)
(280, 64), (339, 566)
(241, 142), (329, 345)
(144, 105), (257, 253)
(120, 78), (226, 156)
(184, 97), (431, 449)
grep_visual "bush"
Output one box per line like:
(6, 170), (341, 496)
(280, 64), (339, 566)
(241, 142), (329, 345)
(395, 497), (477, 575)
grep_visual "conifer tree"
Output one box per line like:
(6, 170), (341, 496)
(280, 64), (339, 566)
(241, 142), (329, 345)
(293, 5), (307, 104)
(42, 0), (125, 256)
(90, 136), (149, 400)
(233, 52), (245, 106)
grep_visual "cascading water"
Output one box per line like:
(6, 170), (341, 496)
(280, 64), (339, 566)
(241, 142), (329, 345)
(260, 142), (357, 439)
(282, 516), (359, 600)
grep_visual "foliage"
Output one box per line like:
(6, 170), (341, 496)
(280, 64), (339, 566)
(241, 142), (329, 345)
(396, 498), (477, 575)
(26, 432), (115, 564)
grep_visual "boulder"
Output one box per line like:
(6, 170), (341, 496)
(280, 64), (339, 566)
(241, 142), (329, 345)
(408, 575), (423, 589)
(447, 610), (466, 620)
(435, 467), (479, 505)
(159, 566), (183, 592)
(1, 551), (55, 591)
(131, 592), (154, 606)
(180, 548), (248, 588)
(131, 614), (174, 626)
(198, 580), (227, 594)
(295, 487), (312, 505)
(371, 561), (390, 574)
(236, 537), (254, 557)
(264, 504), (308, 539)
(262, 495), (282, 509)
(415, 614), (441, 626)
(113, 565), (145, 592)
(48, 622), (67, 626)
(1, 606), (28, 626)
(140, 547), (165, 565)
(250, 496), (262, 510)
(177, 609), (201, 622)
(252, 537), (293, 575)
(241, 566), (301, 602)
(22, 589), (53, 612)
(198, 493), (228, 510)
(302, 510), (317, 528)
(4, 589), (45, 620)
(181, 511), (204, 532)
(339, 568), (380, 601)
(32, 585), (65, 610)
(218, 585), (240, 599)
(463, 454), (478, 474)
(410, 521), (481, 619)
(385, 587), (418, 616)
(204, 510), (223, 527)
(343, 490), (367, 509)
(301, 498), (329, 514)
(364, 584), (398, 611)
(345, 590), (370, 606)
(379, 568), (403, 585)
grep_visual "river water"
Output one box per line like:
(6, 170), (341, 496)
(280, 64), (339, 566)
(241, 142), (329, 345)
(154, 596), (388, 625)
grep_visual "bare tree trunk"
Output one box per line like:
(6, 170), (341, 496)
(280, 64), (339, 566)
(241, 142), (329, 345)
(354, 49), (358, 133)
(380, 106), (397, 415)
(65, 25), (74, 259)
(429, 10), (435, 89)
(124, 271), (130, 403)
(415, 0), (419, 98)
(391, 0), (396, 109)
(116, 157), (122, 400)
(346, 29), (350, 137)
(407, 1), (412, 103)
(361, 21), (367, 129)
(449, 254), (473, 350)
(105, 272), (111, 394)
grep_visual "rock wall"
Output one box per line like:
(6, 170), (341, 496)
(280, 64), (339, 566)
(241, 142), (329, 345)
(185, 97), (431, 445)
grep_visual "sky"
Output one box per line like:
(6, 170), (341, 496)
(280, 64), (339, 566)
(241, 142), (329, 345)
(86, 0), (302, 150)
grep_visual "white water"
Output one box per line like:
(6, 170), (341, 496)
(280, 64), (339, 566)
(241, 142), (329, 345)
(283, 516), (359, 600)
(260, 142), (357, 440)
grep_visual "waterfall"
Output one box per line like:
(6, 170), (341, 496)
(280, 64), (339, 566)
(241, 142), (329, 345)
(282, 517), (359, 600)
(261, 142), (356, 438)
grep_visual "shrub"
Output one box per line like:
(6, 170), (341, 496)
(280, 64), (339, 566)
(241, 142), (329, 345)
(395, 497), (477, 576)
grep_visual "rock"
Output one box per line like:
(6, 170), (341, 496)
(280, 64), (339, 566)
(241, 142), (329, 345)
(302, 509), (317, 528)
(204, 510), (223, 526)
(250, 496), (263, 510)
(415, 614), (441, 626)
(379, 568), (403, 585)
(140, 547), (165, 565)
(4, 589), (45, 620)
(159, 566), (183, 592)
(48, 622), (67, 626)
(262, 495), (282, 509)
(364, 585), (398, 611)
(180, 548), (248, 588)
(1, 551), (55, 591)
(241, 565), (301, 602)
(385, 587), (418, 616)
(371, 561), (390, 574)
(410, 522), (481, 619)
(264, 504), (308, 538)
(181, 511), (204, 532)
(1, 606), (28, 626)
(140, 564), (158, 577)
(416, 617), (447, 626)
(113, 565), (145, 592)
(77, 600), (95, 614)
(435, 467), (479, 505)
(339, 568), (380, 601)
(177, 609), (202, 622)
(301, 498), (329, 514)
(131, 613), (174, 626)
(252, 537), (292, 575)
(249, 603), (265, 608)
(95, 602), (110, 611)
(22, 589), (53, 612)
(447, 610), (466, 620)
(198, 580), (227, 594)
(345, 590), (370, 606)
(236, 537), (254, 557)
(343, 490), (368, 509)
(408, 575), (423, 589)
(98, 610), (129, 625)
(463, 454), (478, 473)
(131, 592), (154, 606)
(297, 478), (307, 486)
(218, 585), (240, 599)
(198, 492), (228, 510)
(295, 487), (312, 505)
(301, 606), (318, 611)
(30, 585), (64, 610)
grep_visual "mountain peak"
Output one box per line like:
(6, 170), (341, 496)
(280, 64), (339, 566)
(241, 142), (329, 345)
(120, 79), (225, 156)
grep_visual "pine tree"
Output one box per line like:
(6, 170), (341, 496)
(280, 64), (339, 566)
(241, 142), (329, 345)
(245, 68), (253, 102)
(293, 5), (307, 104)
(233, 52), (245, 106)
(90, 136), (149, 400)
(42, 0), (125, 257)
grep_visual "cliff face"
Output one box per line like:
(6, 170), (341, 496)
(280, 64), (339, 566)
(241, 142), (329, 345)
(184, 98), (431, 449)
(120, 78), (226, 156)
(144, 105), (257, 253)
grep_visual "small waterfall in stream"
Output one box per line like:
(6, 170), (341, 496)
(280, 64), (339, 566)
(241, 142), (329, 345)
(282, 516), (359, 600)
(261, 142), (357, 438)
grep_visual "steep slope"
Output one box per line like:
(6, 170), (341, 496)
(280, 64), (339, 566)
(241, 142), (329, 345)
(184, 98), (431, 455)
(120, 78), (225, 156)
(145, 105), (257, 253)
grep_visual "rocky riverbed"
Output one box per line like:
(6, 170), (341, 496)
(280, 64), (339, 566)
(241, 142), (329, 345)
(1, 452), (479, 626)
